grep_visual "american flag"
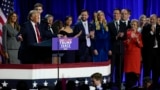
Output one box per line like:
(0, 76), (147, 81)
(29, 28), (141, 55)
(0, 0), (14, 44)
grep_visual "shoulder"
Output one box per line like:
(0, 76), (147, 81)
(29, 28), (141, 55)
(144, 24), (151, 28)
(2, 24), (11, 31)
(22, 21), (32, 27)
(156, 24), (160, 28)
(59, 30), (67, 35)
(24, 21), (32, 25)
(75, 21), (81, 26)
(3, 23), (10, 28)
(107, 21), (114, 27)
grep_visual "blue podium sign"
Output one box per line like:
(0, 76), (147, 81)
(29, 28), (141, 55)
(52, 38), (78, 50)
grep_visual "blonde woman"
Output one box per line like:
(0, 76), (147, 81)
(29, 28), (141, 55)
(93, 10), (111, 62)
(138, 14), (147, 33)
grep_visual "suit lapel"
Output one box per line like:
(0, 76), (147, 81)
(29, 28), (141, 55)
(29, 21), (37, 41)
(111, 22), (118, 34)
(80, 21), (86, 34)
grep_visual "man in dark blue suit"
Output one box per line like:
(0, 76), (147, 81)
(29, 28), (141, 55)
(17, 10), (43, 64)
(108, 9), (126, 89)
(74, 10), (94, 62)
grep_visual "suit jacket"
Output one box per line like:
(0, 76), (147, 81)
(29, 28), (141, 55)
(2, 23), (20, 52)
(74, 21), (94, 55)
(142, 24), (160, 49)
(108, 21), (127, 54)
(40, 19), (56, 40)
(121, 20), (131, 29)
(17, 21), (42, 62)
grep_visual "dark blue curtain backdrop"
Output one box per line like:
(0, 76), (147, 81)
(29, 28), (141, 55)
(12, 0), (160, 24)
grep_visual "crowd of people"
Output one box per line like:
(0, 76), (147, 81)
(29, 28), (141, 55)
(0, 2), (160, 90)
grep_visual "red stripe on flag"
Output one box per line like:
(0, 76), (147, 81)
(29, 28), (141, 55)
(0, 16), (5, 24)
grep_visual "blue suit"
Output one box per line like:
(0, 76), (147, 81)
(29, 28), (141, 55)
(93, 23), (111, 62)
(74, 21), (94, 62)
(17, 21), (42, 64)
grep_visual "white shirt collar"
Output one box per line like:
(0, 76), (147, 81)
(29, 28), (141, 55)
(82, 20), (88, 24)
(153, 24), (156, 28)
(114, 20), (120, 25)
(31, 21), (36, 26)
(96, 84), (102, 90)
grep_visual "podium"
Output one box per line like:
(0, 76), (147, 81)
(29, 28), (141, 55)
(32, 38), (78, 64)
(52, 37), (78, 64)
(52, 37), (78, 79)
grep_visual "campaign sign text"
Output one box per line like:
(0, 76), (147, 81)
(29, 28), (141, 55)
(52, 38), (78, 50)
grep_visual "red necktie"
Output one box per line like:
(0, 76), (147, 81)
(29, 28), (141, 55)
(35, 24), (41, 43)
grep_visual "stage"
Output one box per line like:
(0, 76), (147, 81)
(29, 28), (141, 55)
(0, 61), (111, 89)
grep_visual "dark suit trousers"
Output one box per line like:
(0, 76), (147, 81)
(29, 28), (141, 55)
(145, 48), (160, 88)
(142, 47), (153, 78)
(111, 53), (124, 88)
(78, 47), (92, 62)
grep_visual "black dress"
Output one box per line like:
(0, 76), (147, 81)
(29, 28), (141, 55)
(59, 30), (76, 63)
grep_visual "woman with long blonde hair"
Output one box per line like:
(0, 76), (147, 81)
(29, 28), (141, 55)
(92, 10), (111, 62)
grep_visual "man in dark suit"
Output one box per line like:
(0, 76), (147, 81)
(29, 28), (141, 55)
(108, 9), (126, 89)
(142, 14), (160, 89)
(121, 9), (131, 29)
(43, 14), (56, 40)
(74, 10), (94, 62)
(17, 10), (43, 64)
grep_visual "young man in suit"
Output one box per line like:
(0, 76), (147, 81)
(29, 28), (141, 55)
(34, 3), (43, 23)
(74, 9), (94, 62)
(108, 8), (126, 89)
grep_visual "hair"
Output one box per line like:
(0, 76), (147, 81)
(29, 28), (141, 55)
(16, 80), (29, 90)
(66, 80), (76, 90)
(91, 72), (103, 81)
(139, 14), (146, 21)
(150, 14), (157, 19)
(95, 10), (108, 31)
(45, 14), (54, 19)
(131, 19), (139, 27)
(64, 16), (72, 26)
(6, 12), (20, 31)
(121, 9), (131, 15)
(113, 8), (121, 13)
(81, 9), (89, 15)
(27, 10), (38, 20)
(91, 11), (98, 23)
(34, 3), (43, 9)
(52, 20), (63, 33)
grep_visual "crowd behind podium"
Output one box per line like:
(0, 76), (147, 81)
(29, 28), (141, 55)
(1, 2), (160, 90)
